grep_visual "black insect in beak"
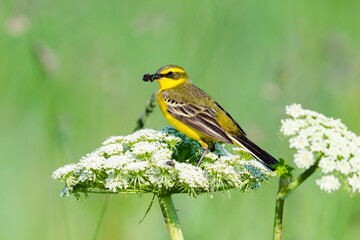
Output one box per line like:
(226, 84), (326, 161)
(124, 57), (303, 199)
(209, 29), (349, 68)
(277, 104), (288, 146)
(142, 73), (162, 82)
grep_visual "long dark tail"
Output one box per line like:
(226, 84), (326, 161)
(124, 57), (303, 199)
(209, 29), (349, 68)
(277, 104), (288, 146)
(230, 135), (278, 171)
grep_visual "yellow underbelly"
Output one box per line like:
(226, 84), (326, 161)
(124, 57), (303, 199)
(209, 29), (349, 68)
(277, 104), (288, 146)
(157, 91), (212, 147)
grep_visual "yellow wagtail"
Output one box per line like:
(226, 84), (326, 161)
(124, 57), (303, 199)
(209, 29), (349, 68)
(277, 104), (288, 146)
(142, 65), (278, 171)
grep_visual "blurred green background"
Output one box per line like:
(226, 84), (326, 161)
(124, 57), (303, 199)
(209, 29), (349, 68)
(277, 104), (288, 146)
(1, 0), (360, 239)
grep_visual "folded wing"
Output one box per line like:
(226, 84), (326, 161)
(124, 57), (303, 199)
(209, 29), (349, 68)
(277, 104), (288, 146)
(164, 97), (233, 144)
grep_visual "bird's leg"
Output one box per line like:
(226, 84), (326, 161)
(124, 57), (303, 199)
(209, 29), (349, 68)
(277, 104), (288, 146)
(196, 147), (208, 167)
(197, 140), (209, 167)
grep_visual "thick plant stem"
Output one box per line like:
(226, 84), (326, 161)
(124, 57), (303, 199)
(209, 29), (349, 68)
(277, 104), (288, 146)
(273, 176), (289, 240)
(273, 157), (321, 240)
(158, 195), (184, 240)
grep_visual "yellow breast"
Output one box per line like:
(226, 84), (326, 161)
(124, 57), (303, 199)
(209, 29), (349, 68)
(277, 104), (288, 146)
(157, 90), (208, 145)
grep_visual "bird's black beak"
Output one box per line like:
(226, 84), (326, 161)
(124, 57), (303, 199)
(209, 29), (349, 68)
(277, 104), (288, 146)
(142, 73), (162, 82)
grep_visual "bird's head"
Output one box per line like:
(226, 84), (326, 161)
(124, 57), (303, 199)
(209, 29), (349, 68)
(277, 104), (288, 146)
(143, 65), (189, 89)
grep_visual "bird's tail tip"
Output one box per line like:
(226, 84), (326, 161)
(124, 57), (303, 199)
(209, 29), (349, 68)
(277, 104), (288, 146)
(231, 136), (278, 171)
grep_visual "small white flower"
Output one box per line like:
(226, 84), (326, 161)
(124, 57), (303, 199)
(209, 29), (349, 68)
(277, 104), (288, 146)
(164, 135), (182, 145)
(316, 175), (341, 193)
(309, 128), (326, 142)
(348, 175), (360, 193)
(280, 119), (304, 136)
(132, 141), (160, 156)
(123, 161), (149, 173)
(105, 174), (129, 192)
(337, 160), (352, 175)
(294, 150), (314, 169)
(204, 151), (218, 161)
(218, 155), (241, 164)
(318, 157), (336, 174)
(99, 143), (123, 156)
(79, 154), (106, 170)
(151, 148), (173, 162)
(289, 135), (309, 150)
(309, 139), (328, 153)
(52, 164), (79, 179)
(206, 161), (241, 187)
(103, 154), (134, 170)
(349, 156), (360, 172)
(176, 163), (209, 189)
(285, 104), (304, 118)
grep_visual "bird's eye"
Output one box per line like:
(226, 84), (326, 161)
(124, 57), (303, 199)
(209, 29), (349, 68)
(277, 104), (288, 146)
(167, 71), (173, 77)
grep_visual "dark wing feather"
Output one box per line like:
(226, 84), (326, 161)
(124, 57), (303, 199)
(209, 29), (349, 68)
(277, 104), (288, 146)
(229, 135), (278, 171)
(164, 99), (233, 144)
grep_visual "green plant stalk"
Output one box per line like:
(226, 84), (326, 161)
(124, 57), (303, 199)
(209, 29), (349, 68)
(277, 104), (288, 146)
(273, 175), (289, 240)
(273, 157), (321, 240)
(158, 195), (184, 240)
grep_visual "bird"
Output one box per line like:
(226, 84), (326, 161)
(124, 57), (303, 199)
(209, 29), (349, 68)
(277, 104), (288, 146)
(142, 65), (278, 171)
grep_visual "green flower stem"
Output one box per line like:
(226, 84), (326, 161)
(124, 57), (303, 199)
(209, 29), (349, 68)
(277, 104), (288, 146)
(288, 160), (320, 193)
(273, 175), (289, 240)
(274, 175), (290, 240)
(277, 157), (321, 200)
(158, 195), (184, 240)
(273, 197), (285, 240)
(273, 157), (321, 240)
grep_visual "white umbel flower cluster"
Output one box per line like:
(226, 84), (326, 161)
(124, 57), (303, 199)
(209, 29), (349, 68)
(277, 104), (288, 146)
(53, 127), (269, 198)
(281, 104), (360, 194)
